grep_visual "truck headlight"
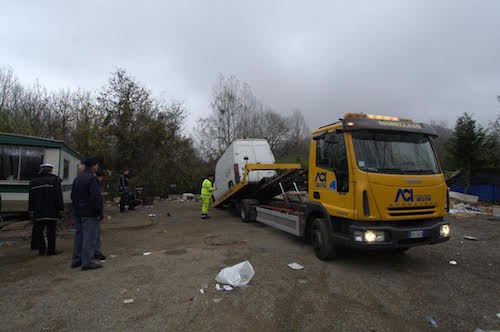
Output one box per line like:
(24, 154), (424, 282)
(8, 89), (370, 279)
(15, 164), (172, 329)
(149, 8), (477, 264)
(440, 224), (450, 237)
(364, 230), (385, 242)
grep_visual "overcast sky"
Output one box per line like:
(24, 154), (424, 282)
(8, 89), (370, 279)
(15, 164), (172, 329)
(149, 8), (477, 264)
(1, 0), (499, 131)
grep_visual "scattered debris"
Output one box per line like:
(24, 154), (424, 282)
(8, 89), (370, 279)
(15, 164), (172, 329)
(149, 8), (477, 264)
(449, 260), (458, 266)
(425, 315), (438, 328)
(288, 263), (304, 270)
(100, 260), (106, 263)
(143, 252), (152, 256)
(297, 278), (308, 284)
(449, 191), (479, 204)
(449, 203), (487, 216)
(120, 289), (128, 295)
(215, 260), (255, 287)
(123, 298), (134, 304)
(148, 213), (157, 217)
(110, 255), (117, 258)
(213, 298), (222, 303)
(215, 284), (222, 291)
(464, 235), (478, 241)
(223, 285), (233, 291)
(199, 289), (205, 294)
(182, 193), (195, 201)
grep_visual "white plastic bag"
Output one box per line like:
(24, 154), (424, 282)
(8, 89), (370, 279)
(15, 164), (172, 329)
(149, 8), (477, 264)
(215, 260), (255, 287)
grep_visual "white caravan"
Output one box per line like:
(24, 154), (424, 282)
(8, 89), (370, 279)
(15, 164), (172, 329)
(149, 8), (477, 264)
(213, 139), (276, 200)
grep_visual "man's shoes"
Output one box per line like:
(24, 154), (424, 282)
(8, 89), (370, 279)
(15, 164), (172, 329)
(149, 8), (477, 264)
(94, 252), (106, 260)
(81, 263), (102, 271)
(71, 261), (81, 268)
(201, 214), (207, 219)
(47, 250), (62, 256)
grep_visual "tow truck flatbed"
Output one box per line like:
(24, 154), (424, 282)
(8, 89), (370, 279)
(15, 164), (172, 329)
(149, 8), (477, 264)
(211, 163), (304, 208)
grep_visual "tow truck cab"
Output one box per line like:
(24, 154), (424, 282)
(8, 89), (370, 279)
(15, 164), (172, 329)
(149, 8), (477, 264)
(308, 113), (450, 251)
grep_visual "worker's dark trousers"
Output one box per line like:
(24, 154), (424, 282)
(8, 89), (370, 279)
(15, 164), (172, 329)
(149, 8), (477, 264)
(120, 192), (127, 212)
(34, 221), (56, 255)
(72, 216), (98, 267)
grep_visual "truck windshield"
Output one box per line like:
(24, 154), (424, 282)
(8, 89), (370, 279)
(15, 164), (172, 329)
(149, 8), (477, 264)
(352, 131), (439, 174)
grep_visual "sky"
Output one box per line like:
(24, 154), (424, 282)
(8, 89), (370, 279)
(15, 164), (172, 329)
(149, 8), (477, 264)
(1, 0), (500, 132)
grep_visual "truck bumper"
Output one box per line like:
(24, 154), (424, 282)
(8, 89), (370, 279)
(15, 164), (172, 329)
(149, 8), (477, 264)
(336, 218), (450, 250)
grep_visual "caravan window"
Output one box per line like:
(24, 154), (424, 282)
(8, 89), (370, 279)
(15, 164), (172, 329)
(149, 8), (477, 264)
(19, 147), (44, 180)
(0, 145), (44, 181)
(0, 145), (21, 180)
(64, 159), (70, 179)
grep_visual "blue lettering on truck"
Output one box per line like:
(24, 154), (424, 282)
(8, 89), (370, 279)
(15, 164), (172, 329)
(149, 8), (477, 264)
(395, 188), (413, 202)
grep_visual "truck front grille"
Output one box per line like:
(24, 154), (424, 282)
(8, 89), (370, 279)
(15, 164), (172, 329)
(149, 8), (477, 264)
(387, 205), (436, 217)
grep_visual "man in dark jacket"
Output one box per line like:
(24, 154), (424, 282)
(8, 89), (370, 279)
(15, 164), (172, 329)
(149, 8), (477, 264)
(71, 157), (103, 270)
(119, 169), (129, 212)
(28, 163), (64, 256)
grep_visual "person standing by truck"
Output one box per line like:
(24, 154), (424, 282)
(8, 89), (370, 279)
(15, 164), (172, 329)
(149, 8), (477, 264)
(119, 169), (129, 213)
(201, 174), (215, 219)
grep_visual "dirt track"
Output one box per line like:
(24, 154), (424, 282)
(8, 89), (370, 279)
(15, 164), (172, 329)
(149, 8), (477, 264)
(0, 200), (499, 331)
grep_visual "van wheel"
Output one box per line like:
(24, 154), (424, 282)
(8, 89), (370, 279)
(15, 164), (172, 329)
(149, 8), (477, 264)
(311, 218), (335, 260)
(228, 181), (234, 190)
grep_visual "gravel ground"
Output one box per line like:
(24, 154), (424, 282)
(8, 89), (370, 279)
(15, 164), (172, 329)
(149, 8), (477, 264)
(0, 200), (499, 331)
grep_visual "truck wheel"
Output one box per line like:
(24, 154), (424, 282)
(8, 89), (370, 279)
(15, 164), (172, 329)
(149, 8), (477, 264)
(311, 218), (335, 260)
(239, 199), (257, 223)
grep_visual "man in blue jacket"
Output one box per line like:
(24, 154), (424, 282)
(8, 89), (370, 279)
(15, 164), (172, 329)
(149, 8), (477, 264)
(71, 157), (103, 270)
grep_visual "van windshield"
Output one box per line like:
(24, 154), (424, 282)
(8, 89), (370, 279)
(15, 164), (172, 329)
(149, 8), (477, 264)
(352, 131), (439, 174)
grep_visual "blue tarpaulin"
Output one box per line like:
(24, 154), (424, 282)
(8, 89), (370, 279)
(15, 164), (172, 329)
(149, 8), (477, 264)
(449, 184), (500, 202)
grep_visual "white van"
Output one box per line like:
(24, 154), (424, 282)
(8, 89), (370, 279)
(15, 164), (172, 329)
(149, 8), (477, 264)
(213, 139), (276, 200)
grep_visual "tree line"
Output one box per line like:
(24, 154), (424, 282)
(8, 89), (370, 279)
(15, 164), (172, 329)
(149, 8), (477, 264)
(0, 68), (311, 196)
(1, 66), (498, 196)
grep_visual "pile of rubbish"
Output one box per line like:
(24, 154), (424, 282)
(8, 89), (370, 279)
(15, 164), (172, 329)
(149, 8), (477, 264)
(448, 191), (499, 218)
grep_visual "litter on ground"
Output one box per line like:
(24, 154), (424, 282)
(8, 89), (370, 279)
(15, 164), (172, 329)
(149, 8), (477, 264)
(464, 235), (478, 241)
(199, 289), (205, 294)
(288, 262), (304, 270)
(143, 252), (152, 256)
(215, 284), (222, 291)
(213, 298), (222, 303)
(449, 260), (458, 266)
(215, 260), (255, 287)
(148, 213), (157, 217)
(223, 285), (233, 291)
(123, 299), (134, 304)
(109, 255), (117, 258)
(425, 315), (438, 328)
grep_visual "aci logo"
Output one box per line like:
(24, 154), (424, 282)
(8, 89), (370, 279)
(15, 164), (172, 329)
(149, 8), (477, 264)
(395, 188), (413, 202)
(315, 172), (327, 188)
(329, 180), (336, 191)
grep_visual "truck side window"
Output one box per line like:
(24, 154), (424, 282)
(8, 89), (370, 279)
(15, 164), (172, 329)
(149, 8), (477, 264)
(334, 133), (349, 193)
(316, 139), (334, 169)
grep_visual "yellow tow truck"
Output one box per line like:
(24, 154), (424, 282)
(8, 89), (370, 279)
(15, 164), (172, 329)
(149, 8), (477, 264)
(212, 113), (450, 260)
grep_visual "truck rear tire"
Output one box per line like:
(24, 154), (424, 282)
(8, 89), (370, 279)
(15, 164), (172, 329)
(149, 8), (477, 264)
(312, 218), (335, 260)
(240, 199), (257, 223)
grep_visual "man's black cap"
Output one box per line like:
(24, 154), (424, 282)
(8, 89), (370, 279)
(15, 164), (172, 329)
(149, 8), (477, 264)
(84, 157), (98, 167)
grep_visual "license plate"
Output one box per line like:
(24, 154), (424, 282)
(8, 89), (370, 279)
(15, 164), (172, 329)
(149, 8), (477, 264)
(409, 230), (424, 239)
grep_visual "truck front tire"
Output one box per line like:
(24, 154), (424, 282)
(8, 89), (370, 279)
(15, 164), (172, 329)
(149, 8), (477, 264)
(312, 218), (335, 260)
